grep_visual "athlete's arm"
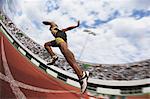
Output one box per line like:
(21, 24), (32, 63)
(62, 21), (80, 32)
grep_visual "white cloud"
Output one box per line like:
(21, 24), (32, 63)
(2, 0), (150, 64)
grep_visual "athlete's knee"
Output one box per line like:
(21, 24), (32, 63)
(44, 42), (50, 49)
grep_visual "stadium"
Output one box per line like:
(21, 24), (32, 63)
(0, 1), (150, 99)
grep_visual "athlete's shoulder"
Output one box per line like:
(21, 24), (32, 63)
(61, 29), (68, 32)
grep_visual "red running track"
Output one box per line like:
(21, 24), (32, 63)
(0, 32), (89, 99)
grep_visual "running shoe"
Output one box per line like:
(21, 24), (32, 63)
(47, 55), (58, 65)
(79, 71), (90, 94)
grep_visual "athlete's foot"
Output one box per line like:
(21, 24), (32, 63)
(79, 71), (90, 94)
(47, 55), (58, 65)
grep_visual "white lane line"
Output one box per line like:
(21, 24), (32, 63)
(0, 72), (81, 94)
(0, 37), (81, 99)
(1, 37), (26, 99)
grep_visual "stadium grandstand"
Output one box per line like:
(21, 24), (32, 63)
(0, 10), (150, 99)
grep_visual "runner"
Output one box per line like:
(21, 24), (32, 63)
(43, 20), (89, 93)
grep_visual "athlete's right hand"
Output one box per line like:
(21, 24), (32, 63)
(77, 21), (80, 27)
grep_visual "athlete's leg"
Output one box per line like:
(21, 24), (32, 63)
(44, 41), (56, 57)
(59, 42), (83, 79)
(56, 38), (89, 93)
(44, 40), (58, 64)
(44, 40), (58, 57)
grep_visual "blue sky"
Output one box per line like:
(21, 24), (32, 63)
(1, 0), (150, 64)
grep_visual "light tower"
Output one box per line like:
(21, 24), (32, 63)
(78, 29), (96, 60)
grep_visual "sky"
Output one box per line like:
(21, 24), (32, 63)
(1, 0), (150, 64)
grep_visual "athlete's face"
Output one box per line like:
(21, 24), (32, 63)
(50, 26), (59, 35)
